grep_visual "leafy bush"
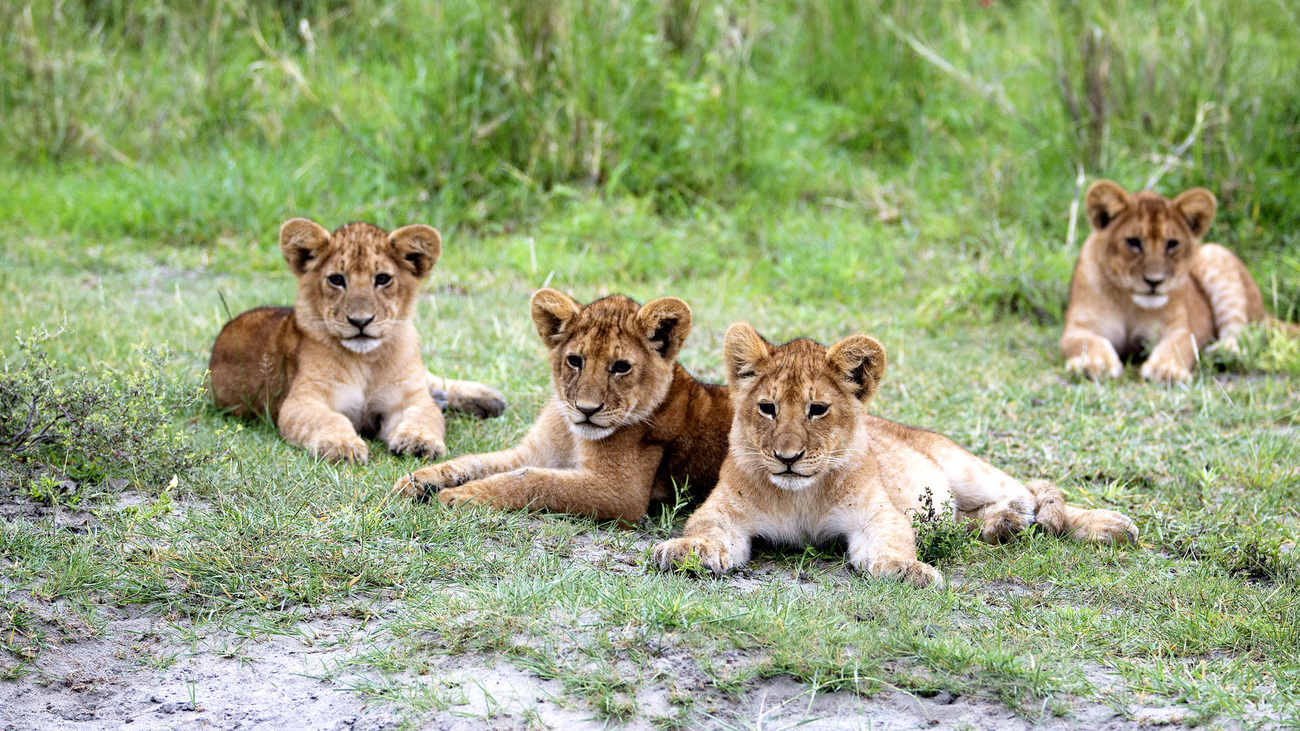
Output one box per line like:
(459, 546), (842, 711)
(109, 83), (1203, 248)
(0, 334), (210, 499)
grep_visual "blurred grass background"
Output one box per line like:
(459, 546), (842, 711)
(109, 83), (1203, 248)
(2, 0), (1298, 325)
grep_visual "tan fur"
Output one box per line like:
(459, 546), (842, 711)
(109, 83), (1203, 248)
(653, 324), (1138, 587)
(1060, 180), (1287, 383)
(393, 289), (732, 522)
(209, 218), (505, 462)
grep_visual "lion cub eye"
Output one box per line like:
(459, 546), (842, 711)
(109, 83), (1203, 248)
(566, 355), (584, 369)
(1165, 239), (1179, 253)
(374, 273), (392, 286)
(327, 274), (346, 288)
(1125, 237), (1142, 252)
(610, 360), (631, 374)
(757, 401), (776, 418)
(808, 403), (828, 418)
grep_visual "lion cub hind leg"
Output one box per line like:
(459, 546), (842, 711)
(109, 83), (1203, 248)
(1194, 244), (1266, 353)
(428, 372), (507, 419)
(940, 449), (1036, 543)
(1024, 481), (1138, 545)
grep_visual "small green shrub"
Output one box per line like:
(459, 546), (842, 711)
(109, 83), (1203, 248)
(911, 487), (976, 567)
(0, 334), (211, 499)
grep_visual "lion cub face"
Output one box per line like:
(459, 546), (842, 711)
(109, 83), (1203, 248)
(1084, 181), (1217, 310)
(724, 323), (885, 491)
(279, 218), (442, 354)
(530, 289), (692, 440)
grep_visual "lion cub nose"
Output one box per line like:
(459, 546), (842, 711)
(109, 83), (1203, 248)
(348, 315), (375, 329)
(575, 401), (604, 417)
(1142, 275), (1164, 288)
(774, 450), (804, 466)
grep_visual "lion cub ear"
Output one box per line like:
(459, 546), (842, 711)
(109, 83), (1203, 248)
(1172, 188), (1217, 239)
(389, 225), (443, 278)
(531, 288), (582, 348)
(1084, 180), (1133, 232)
(638, 297), (692, 361)
(723, 322), (771, 385)
(279, 218), (332, 275)
(825, 335), (887, 402)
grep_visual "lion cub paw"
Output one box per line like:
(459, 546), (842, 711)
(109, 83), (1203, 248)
(1070, 509), (1139, 545)
(652, 537), (734, 575)
(447, 382), (507, 420)
(309, 434), (369, 463)
(394, 464), (460, 500)
(438, 482), (496, 508)
(387, 425), (447, 461)
(1065, 350), (1122, 380)
(1139, 356), (1192, 384)
(859, 557), (943, 589)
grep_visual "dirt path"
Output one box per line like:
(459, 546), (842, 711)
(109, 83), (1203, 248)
(1, 599), (1195, 731)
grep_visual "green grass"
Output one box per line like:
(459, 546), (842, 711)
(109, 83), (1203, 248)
(2, 0), (1300, 727)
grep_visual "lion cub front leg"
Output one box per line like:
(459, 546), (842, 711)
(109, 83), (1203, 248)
(278, 393), (368, 463)
(439, 460), (658, 522)
(847, 501), (942, 588)
(1060, 326), (1123, 380)
(652, 493), (754, 575)
(394, 403), (573, 499)
(1140, 325), (1197, 383)
(379, 384), (448, 461)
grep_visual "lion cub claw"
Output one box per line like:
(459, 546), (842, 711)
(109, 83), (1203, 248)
(1139, 355), (1192, 384)
(387, 426), (447, 461)
(393, 463), (467, 500)
(652, 537), (732, 576)
(310, 434), (369, 464)
(1065, 348), (1122, 380)
(859, 558), (944, 589)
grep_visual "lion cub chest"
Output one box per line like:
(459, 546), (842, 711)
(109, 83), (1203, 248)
(305, 349), (416, 435)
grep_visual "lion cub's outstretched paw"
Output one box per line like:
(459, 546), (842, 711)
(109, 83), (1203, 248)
(651, 537), (733, 575)
(979, 498), (1034, 543)
(448, 382), (507, 420)
(309, 434), (369, 463)
(1065, 350), (1122, 380)
(393, 464), (462, 500)
(1070, 509), (1139, 545)
(1140, 355), (1192, 384)
(859, 557), (944, 589)
(438, 482), (498, 508)
(387, 426), (447, 461)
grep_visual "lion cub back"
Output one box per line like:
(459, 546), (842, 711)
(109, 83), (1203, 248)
(209, 306), (302, 420)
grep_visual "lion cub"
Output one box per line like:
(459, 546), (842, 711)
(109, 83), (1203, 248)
(653, 324), (1138, 587)
(1062, 180), (1290, 383)
(393, 289), (733, 523)
(209, 218), (505, 462)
